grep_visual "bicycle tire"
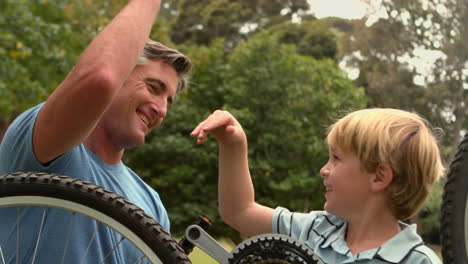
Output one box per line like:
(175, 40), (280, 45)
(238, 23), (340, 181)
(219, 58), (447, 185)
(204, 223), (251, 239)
(0, 172), (191, 264)
(440, 133), (468, 263)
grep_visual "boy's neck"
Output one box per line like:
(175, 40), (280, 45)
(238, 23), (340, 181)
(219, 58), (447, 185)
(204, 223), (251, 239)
(344, 207), (401, 255)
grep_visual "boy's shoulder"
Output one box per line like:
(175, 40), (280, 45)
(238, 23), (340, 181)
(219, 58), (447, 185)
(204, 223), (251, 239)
(402, 244), (442, 264)
(377, 223), (442, 264)
(273, 207), (346, 240)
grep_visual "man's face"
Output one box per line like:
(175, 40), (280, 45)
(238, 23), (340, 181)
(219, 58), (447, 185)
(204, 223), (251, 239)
(101, 59), (179, 148)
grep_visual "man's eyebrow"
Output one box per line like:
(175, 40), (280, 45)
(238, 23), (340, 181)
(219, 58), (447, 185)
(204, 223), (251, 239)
(144, 77), (175, 104)
(144, 77), (167, 91)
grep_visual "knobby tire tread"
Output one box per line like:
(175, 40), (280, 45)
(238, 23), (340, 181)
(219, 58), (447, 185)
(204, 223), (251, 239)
(440, 134), (468, 264)
(0, 172), (191, 264)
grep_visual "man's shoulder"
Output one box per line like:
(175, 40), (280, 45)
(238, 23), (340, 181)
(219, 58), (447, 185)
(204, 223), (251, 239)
(12, 103), (43, 122)
(0, 104), (45, 172)
(4, 104), (43, 133)
(2, 104), (43, 143)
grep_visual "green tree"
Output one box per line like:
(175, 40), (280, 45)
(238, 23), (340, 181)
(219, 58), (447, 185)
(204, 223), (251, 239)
(125, 32), (367, 240)
(349, 0), (468, 156)
(420, 182), (444, 244)
(162, 0), (310, 46)
(0, 0), (76, 120)
(339, 18), (429, 113)
(270, 19), (338, 59)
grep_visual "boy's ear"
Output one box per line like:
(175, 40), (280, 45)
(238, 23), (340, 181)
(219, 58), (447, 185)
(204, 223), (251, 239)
(371, 163), (393, 192)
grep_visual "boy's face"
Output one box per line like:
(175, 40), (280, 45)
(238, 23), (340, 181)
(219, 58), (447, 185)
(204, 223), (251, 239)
(320, 145), (374, 219)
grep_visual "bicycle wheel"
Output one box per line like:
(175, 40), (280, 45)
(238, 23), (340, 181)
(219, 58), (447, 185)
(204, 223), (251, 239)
(441, 133), (468, 263)
(0, 172), (190, 264)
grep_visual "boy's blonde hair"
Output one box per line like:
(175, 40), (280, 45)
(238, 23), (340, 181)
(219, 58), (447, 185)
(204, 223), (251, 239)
(326, 108), (444, 220)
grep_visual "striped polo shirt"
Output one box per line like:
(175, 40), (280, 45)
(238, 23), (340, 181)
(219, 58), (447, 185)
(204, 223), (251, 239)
(272, 207), (442, 264)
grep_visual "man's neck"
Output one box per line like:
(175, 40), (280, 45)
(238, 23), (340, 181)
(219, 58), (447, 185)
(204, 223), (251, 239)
(84, 130), (124, 165)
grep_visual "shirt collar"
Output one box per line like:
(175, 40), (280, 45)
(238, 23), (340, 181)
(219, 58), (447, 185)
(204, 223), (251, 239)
(320, 221), (424, 263)
(375, 223), (424, 263)
(321, 221), (349, 255)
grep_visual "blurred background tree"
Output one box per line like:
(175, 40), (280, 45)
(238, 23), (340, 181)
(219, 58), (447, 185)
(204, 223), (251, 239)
(339, 0), (467, 158)
(124, 32), (366, 241)
(335, 0), (467, 246)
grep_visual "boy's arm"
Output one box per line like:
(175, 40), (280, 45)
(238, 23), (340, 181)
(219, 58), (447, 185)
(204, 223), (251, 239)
(33, 0), (161, 164)
(191, 110), (274, 236)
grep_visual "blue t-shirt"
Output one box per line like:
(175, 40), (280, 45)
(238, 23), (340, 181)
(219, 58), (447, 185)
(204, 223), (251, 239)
(0, 104), (169, 263)
(273, 207), (441, 264)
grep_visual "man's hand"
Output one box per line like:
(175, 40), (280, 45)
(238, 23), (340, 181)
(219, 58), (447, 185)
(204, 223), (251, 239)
(191, 110), (246, 146)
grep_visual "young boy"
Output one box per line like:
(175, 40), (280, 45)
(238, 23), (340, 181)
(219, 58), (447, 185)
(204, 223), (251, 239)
(191, 108), (444, 263)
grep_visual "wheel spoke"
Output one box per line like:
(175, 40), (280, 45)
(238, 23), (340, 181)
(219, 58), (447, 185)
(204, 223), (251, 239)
(0, 245), (6, 264)
(31, 207), (48, 264)
(79, 221), (100, 264)
(132, 255), (148, 264)
(98, 236), (125, 264)
(61, 212), (76, 264)
(16, 207), (20, 264)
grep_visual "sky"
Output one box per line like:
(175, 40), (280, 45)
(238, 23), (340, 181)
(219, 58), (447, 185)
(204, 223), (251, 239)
(308, 0), (368, 19)
(308, 0), (444, 85)
(308, 0), (388, 25)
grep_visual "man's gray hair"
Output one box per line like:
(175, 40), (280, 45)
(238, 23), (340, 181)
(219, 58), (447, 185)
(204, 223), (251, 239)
(137, 40), (192, 93)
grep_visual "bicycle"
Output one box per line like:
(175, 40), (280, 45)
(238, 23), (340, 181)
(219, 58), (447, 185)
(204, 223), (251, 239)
(0, 172), (323, 264)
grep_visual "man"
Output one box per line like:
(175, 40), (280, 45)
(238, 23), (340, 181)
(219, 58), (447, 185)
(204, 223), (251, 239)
(0, 0), (191, 262)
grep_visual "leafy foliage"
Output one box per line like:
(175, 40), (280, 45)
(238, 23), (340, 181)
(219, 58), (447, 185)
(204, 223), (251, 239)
(271, 20), (338, 59)
(163, 0), (310, 46)
(340, 0), (468, 157)
(0, 0), (76, 119)
(125, 33), (367, 239)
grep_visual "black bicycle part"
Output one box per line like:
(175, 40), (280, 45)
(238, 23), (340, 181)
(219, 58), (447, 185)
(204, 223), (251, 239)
(178, 215), (212, 254)
(441, 133), (468, 264)
(228, 234), (323, 264)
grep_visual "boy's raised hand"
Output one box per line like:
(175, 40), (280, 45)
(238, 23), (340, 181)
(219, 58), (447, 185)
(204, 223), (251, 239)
(191, 110), (246, 146)
(191, 111), (275, 236)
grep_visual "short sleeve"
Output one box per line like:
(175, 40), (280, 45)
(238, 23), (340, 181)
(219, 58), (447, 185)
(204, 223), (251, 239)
(0, 103), (72, 174)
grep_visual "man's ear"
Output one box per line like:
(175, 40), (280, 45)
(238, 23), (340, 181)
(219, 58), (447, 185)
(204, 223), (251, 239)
(371, 163), (393, 192)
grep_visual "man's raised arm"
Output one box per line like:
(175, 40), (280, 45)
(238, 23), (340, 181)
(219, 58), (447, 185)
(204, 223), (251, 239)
(34, 0), (161, 163)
